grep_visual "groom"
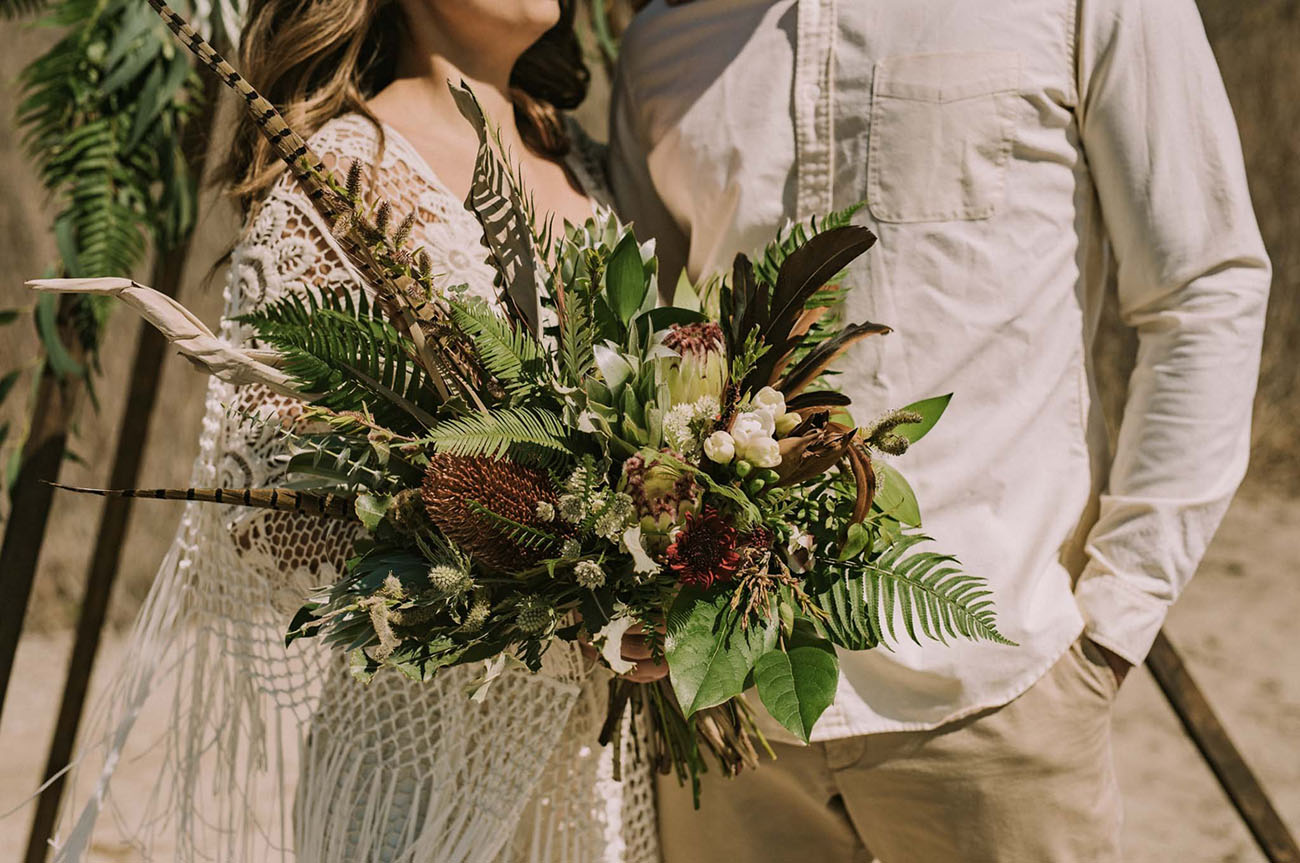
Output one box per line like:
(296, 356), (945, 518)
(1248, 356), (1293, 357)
(611, 1), (1270, 860)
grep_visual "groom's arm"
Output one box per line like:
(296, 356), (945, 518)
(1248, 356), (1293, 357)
(1074, 0), (1271, 669)
(609, 61), (691, 299)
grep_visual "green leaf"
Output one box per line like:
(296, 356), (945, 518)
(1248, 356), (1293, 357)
(838, 522), (872, 560)
(35, 293), (85, 378)
(285, 603), (324, 647)
(873, 462), (921, 527)
(666, 587), (776, 717)
(605, 232), (649, 325)
(753, 622), (839, 743)
(671, 269), (701, 311)
(895, 393), (952, 444)
(354, 493), (392, 531)
(425, 406), (569, 464)
(631, 306), (708, 341)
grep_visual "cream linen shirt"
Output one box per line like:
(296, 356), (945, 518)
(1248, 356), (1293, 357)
(610, 0), (1270, 736)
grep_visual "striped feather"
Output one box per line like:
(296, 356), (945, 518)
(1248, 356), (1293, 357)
(50, 482), (358, 521)
(146, 0), (483, 404)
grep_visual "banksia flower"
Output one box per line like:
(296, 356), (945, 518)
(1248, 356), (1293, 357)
(665, 507), (742, 589)
(515, 594), (556, 635)
(422, 454), (568, 571)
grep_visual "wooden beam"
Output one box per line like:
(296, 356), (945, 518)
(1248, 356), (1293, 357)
(1147, 630), (1300, 863)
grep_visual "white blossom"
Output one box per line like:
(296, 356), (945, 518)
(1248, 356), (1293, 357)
(703, 430), (736, 463)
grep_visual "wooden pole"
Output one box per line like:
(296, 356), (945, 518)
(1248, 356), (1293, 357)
(1146, 630), (1300, 862)
(21, 74), (221, 863)
(0, 297), (87, 719)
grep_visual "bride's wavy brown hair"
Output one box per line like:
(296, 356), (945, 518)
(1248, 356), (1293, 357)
(220, 0), (589, 214)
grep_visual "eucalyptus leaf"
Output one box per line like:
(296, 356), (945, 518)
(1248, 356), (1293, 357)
(895, 393), (952, 444)
(753, 622), (839, 743)
(354, 492), (392, 531)
(666, 587), (777, 717)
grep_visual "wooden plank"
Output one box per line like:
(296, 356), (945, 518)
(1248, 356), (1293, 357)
(1147, 630), (1300, 863)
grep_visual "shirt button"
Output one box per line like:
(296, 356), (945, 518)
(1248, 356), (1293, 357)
(798, 83), (820, 105)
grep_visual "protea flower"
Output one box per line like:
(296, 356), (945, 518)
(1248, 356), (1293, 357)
(774, 413), (860, 485)
(621, 450), (699, 530)
(661, 321), (727, 406)
(665, 507), (742, 589)
(422, 454), (568, 572)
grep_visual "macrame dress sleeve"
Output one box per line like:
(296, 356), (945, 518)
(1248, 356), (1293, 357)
(47, 114), (608, 863)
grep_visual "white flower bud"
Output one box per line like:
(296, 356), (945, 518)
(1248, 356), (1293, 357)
(742, 436), (782, 469)
(703, 430), (736, 463)
(775, 411), (802, 436)
(754, 386), (786, 414)
(731, 413), (769, 445)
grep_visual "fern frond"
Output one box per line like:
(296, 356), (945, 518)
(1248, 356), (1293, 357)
(424, 407), (569, 465)
(1, 0), (50, 18)
(237, 290), (442, 433)
(813, 534), (1014, 649)
(465, 500), (563, 552)
(448, 299), (551, 399)
(753, 204), (864, 288)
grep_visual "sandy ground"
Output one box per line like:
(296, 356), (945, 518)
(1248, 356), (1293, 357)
(1, 490), (1297, 862)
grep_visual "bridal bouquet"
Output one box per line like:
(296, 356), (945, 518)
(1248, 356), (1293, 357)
(34, 0), (1012, 799)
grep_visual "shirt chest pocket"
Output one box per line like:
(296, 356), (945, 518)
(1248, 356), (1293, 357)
(867, 51), (1022, 223)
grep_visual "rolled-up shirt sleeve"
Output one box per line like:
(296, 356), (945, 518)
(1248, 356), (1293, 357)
(1073, 0), (1271, 665)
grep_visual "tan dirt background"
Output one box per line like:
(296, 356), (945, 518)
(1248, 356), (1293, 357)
(1, 2), (1298, 860)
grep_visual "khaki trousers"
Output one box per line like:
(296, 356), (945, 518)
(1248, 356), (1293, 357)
(657, 639), (1123, 863)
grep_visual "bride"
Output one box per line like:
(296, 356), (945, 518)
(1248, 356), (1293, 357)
(54, 1), (659, 861)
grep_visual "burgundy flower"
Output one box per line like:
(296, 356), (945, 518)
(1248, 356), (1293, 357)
(666, 507), (742, 589)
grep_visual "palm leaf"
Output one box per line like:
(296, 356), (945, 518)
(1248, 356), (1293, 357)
(450, 83), (544, 332)
(752, 204), (864, 288)
(747, 226), (877, 390)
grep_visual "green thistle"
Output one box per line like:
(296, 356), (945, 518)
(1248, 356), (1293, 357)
(428, 564), (473, 598)
(515, 594), (556, 635)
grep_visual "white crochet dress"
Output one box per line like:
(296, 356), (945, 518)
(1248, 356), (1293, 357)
(52, 114), (659, 863)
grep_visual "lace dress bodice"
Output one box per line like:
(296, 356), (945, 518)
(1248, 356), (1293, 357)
(52, 114), (658, 863)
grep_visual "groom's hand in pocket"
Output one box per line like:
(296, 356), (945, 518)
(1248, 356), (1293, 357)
(1090, 639), (1132, 687)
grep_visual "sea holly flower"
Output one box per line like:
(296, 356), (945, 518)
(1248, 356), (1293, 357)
(665, 507), (742, 589)
(428, 564), (473, 597)
(661, 321), (727, 406)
